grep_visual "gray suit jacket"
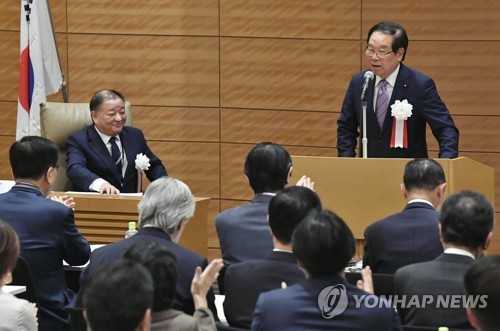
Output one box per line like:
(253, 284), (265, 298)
(151, 308), (215, 331)
(215, 194), (274, 266)
(394, 253), (474, 329)
(363, 202), (443, 274)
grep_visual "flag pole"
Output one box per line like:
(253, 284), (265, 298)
(44, 0), (68, 102)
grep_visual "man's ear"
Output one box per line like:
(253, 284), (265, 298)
(287, 166), (293, 182)
(400, 183), (407, 199)
(137, 308), (151, 331)
(466, 307), (480, 330)
(483, 231), (493, 250)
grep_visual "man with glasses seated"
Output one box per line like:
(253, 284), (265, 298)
(337, 21), (459, 159)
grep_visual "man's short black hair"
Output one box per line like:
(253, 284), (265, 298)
(244, 142), (292, 194)
(83, 259), (154, 331)
(440, 190), (494, 250)
(292, 209), (355, 276)
(124, 241), (177, 312)
(268, 186), (322, 244)
(464, 255), (500, 331)
(89, 89), (125, 112)
(9, 136), (58, 180)
(367, 21), (409, 61)
(403, 158), (446, 191)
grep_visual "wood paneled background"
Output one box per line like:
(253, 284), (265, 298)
(1, 0), (499, 258)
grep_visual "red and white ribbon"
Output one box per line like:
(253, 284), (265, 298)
(136, 170), (143, 193)
(390, 118), (408, 148)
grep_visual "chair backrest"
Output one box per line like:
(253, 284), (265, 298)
(11, 256), (39, 305)
(40, 101), (133, 191)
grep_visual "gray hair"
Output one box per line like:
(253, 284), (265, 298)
(138, 177), (195, 235)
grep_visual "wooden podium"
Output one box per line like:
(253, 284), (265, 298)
(53, 192), (210, 257)
(290, 157), (494, 241)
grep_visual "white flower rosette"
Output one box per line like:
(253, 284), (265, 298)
(390, 100), (413, 148)
(134, 153), (150, 193)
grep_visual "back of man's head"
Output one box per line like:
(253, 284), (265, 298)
(292, 209), (355, 276)
(403, 158), (445, 192)
(268, 186), (322, 244)
(440, 190), (494, 250)
(83, 259), (154, 331)
(124, 241), (177, 312)
(244, 142), (292, 194)
(9, 136), (58, 180)
(138, 177), (195, 236)
(89, 89), (125, 112)
(464, 255), (500, 331)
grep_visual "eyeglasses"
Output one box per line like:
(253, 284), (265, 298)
(364, 47), (394, 58)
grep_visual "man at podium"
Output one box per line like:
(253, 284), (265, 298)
(337, 21), (459, 158)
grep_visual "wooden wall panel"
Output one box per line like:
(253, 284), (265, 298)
(0, 136), (15, 179)
(134, 107), (219, 142)
(461, 152), (500, 210)
(221, 38), (360, 112)
(0, 31), (20, 101)
(67, 0), (218, 36)
(207, 199), (221, 248)
(147, 141), (220, 199)
(362, 0), (500, 41)
(0, 102), (16, 136)
(220, 0), (360, 39)
(0, 0), (20, 31)
(221, 109), (337, 147)
(67, 35), (219, 106)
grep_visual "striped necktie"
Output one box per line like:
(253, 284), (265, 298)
(376, 80), (389, 128)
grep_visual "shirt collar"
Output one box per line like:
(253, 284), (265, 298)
(444, 247), (475, 260)
(375, 64), (400, 88)
(94, 126), (120, 143)
(407, 199), (434, 208)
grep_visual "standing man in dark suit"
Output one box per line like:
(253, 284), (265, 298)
(66, 89), (167, 194)
(252, 210), (402, 330)
(363, 158), (445, 274)
(337, 21), (459, 158)
(216, 142), (313, 267)
(79, 177), (218, 318)
(0, 136), (91, 331)
(223, 186), (321, 328)
(394, 190), (494, 329)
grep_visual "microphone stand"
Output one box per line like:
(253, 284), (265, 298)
(361, 99), (368, 159)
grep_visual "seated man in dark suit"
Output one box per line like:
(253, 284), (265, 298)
(363, 158), (445, 274)
(252, 210), (402, 330)
(0, 136), (91, 331)
(394, 190), (494, 329)
(83, 259), (154, 331)
(216, 142), (312, 266)
(79, 177), (218, 317)
(223, 186), (320, 328)
(464, 255), (500, 331)
(66, 89), (167, 194)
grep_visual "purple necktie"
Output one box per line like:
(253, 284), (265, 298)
(376, 80), (389, 128)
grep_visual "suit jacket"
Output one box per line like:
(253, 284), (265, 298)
(78, 227), (217, 318)
(363, 202), (443, 274)
(0, 184), (91, 331)
(66, 125), (167, 193)
(223, 251), (306, 328)
(215, 194), (274, 266)
(337, 64), (459, 158)
(0, 289), (38, 331)
(151, 308), (216, 331)
(251, 275), (402, 331)
(394, 253), (474, 329)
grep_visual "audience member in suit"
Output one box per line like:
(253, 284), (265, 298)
(252, 210), (402, 331)
(224, 186), (320, 328)
(0, 219), (37, 331)
(79, 177), (218, 317)
(216, 142), (313, 267)
(464, 255), (500, 331)
(0, 136), (90, 331)
(363, 158), (445, 274)
(83, 259), (154, 331)
(66, 89), (167, 194)
(337, 21), (459, 158)
(394, 190), (494, 329)
(124, 241), (223, 331)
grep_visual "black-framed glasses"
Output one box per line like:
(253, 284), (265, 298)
(364, 47), (394, 58)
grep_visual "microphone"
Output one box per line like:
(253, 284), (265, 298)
(361, 71), (374, 102)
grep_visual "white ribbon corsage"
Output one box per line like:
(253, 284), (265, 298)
(390, 100), (413, 148)
(135, 153), (150, 172)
